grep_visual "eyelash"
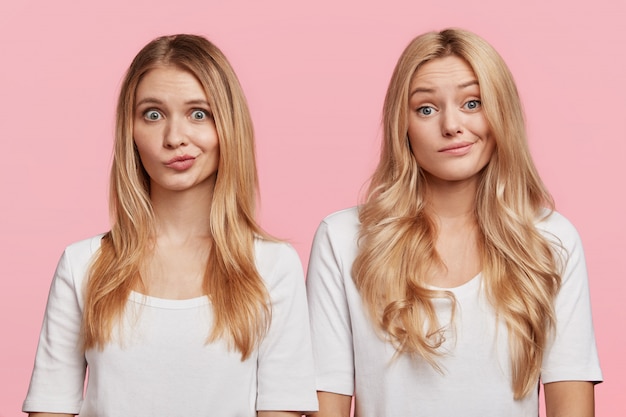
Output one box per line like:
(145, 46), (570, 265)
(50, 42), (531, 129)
(191, 109), (211, 120)
(464, 99), (482, 110)
(415, 99), (482, 116)
(141, 108), (213, 121)
(144, 109), (162, 121)
(416, 106), (435, 116)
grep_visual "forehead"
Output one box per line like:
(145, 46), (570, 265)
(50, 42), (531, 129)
(135, 65), (207, 99)
(410, 55), (477, 88)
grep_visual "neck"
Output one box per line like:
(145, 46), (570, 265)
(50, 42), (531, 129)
(149, 183), (214, 243)
(424, 176), (483, 287)
(425, 175), (478, 222)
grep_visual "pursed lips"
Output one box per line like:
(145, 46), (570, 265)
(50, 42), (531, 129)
(165, 155), (196, 165)
(164, 154), (197, 170)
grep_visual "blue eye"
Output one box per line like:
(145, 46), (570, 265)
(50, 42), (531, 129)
(191, 109), (209, 120)
(417, 106), (435, 116)
(464, 100), (481, 110)
(144, 110), (162, 121)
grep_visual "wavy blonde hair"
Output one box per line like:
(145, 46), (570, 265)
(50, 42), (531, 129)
(353, 28), (561, 398)
(83, 34), (270, 360)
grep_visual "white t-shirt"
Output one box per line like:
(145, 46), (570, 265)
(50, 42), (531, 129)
(24, 235), (318, 416)
(306, 207), (602, 417)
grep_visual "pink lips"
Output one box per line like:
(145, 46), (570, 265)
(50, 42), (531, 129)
(165, 155), (196, 171)
(439, 142), (473, 155)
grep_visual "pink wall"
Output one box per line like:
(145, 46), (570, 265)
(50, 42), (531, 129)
(1, 1), (623, 415)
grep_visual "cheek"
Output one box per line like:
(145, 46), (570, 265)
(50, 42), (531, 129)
(132, 137), (147, 158)
(132, 137), (156, 168)
(471, 114), (491, 138)
(483, 124), (495, 149)
(481, 136), (497, 168)
(407, 139), (430, 169)
(201, 127), (220, 154)
(132, 124), (155, 154)
(407, 123), (435, 156)
(132, 126), (145, 151)
(205, 125), (219, 146)
(210, 136), (220, 152)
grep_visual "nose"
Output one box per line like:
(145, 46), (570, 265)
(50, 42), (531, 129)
(163, 118), (188, 148)
(441, 109), (463, 137)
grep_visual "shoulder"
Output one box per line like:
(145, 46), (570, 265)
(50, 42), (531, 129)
(308, 207), (361, 271)
(60, 234), (105, 278)
(535, 210), (582, 249)
(49, 233), (105, 302)
(535, 210), (588, 277)
(63, 234), (105, 261)
(254, 239), (301, 268)
(320, 206), (360, 232)
(254, 239), (304, 290)
(315, 207), (361, 246)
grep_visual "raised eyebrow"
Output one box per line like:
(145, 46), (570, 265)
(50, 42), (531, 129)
(135, 98), (211, 108)
(135, 97), (162, 108)
(186, 99), (211, 107)
(410, 80), (479, 98)
(409, 87), (435, 98)
(458, 80), (479, 89)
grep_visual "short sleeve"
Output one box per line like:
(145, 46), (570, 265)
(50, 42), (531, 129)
(306, 219), (356, 396)
(255, 242), (318, 412)
(540, 214), (603, 384)
(23, 248), (88, 413)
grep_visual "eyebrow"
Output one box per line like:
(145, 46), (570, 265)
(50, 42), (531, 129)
(410, 80), (479, 97)
(135, 97), (211, 107)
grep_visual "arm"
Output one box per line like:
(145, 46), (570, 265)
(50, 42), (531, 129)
(306, 218), (355, 399)
(308, 392), (352, 417)
(544, 381), (595, 417)
(255, 242), (318, 414)
(306, 218), (357, 412)
(23, 247), (89, 414)
(539, 215), (602, 390)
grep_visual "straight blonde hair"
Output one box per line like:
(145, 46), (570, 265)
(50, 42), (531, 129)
(83, 34), (270, 360)
(353, 28), (561, 398)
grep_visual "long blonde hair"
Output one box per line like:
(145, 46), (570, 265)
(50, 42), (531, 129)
(353, 28), (561, 398)
(83, 34), (270, 360)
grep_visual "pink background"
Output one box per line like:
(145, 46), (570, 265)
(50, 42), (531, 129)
(1, 1), (624, 415)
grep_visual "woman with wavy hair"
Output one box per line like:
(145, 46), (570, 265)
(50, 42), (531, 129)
(306, 28), (602, 417)
(23, 34), (317, 416)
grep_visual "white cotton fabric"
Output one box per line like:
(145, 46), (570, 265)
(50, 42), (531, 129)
(24, 235), (318, 416)
(306, 207), (602, 417)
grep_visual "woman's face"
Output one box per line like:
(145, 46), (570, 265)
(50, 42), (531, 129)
(407, 55), (495, 188)
(133, 65), (220, 196)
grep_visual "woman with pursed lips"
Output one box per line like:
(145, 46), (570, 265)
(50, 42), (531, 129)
(23, 34), (317, 417)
